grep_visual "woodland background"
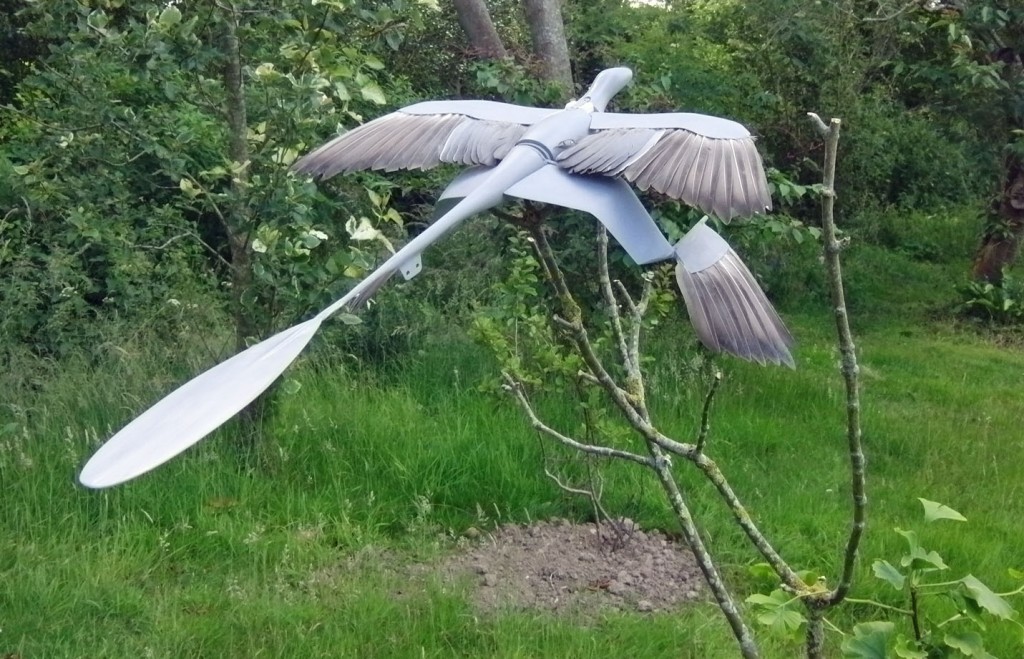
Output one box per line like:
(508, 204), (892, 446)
(2, 1), (1024, 657)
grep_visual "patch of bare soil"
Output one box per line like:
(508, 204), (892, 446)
(429, 518), (705, 615)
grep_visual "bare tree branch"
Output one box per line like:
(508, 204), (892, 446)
(502, 372), (653, 467)
(807, 113), (866, 612)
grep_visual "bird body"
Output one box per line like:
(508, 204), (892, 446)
(79, 67), (792, 489)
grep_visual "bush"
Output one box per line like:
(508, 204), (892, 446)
(958, 271), (1024, 325)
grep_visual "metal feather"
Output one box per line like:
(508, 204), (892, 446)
(559, 123), (771, 222)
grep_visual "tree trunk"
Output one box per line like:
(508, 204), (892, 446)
(522, 0), (574, 93)
(221, 7), (254, 350)
(452, 0), (508, 60)
(973, 154), (1024, 283)
(221, 6), (269, 444)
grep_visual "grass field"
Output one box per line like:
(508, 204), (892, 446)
(3, 213), (1023, 657)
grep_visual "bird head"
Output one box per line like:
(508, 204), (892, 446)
(566, 68), (633, 113)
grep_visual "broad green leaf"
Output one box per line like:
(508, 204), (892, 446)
(346, 216), (394, 253)
(360, 81), (386, 105)
(337, 313), (363, 325)
(960, 575), (1017, 620)
(254, 63), (277, 80)
(919, 498), (967, 523)
(842, 621), (895, 658)
(894, 635), (927, 658)
(756, 606), (805, 636)
(901, 544), (948, 572)
(158, 5), (181, 27)
(384, 30), (403, 51)
(895, 528), (921, 554)
(746, 590), (804, 638)
(747, 563), (777, 581)
(873, 560), (906, 590)
(944, 631), (994, 657)
(178, 178), (198, 198)
(746, 593), (782, 606)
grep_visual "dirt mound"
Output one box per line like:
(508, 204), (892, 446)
(434, 518), (705, 614)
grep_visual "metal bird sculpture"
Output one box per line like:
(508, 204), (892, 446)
(78, 67), (792, 489)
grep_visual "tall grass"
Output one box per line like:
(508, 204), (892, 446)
(3, 210), (1022, 657)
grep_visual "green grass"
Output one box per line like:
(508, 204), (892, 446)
(3, 216), (1024, 657)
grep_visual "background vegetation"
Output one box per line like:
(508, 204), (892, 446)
(2, 0), (1023, 656)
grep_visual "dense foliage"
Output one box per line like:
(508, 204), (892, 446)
(3, 0), (1019, 363)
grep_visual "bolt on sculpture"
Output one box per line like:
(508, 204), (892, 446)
(78, 67), (793, 489)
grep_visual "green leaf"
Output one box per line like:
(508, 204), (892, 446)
(842, 621), (895, 658)
(747, 562), (777, 582)
(756, 606), (805, 636)
(746, 590), (804, 638)
(360, 81), (386, 105)
(919, 498), (967, 523)
(1009, 568), (1024, 580)
(895, 528), (921, 554)
(944, 631), (994, 657)
(960, 575), (1017, 620)
(158, 5), (182, 27)
(337, 313), (363, 326)
(893, 635), (926, 658)
(178, 178), (199, 198)
(901, 544), (948, 572)
(384, 30), (403, 51)
(363, 55), (385, 70)
(873, 560), (906, 590)
(745, 593), (782, 606)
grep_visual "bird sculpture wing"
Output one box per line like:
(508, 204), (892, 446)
(293, 100), (556, 178)
(556, 112), (772, 222)
(674, 219), (793, 367)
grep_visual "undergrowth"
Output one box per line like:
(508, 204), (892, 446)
(2, 208), (1023, 657)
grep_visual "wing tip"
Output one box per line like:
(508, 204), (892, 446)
(674, 240), (796, 369)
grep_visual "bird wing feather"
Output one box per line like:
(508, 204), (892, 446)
(293, 101), (555, 179)
(557, 112), (772, 222)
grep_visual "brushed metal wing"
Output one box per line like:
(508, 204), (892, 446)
(293, 101), (556, 178)
(557, 113), (772, 221)
(674, 219), (794, 367)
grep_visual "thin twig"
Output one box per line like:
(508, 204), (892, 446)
(542, 464), (617, 540)
(501, 373), (653, 467)
(808, 113), (866, 609)
(695, 370), (722, 454)
(597, 226), (632, 370)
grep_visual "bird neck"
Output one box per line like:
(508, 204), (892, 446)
(570, 67), (633, 112)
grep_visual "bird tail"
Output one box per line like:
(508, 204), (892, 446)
(673, 219), (795, 368)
